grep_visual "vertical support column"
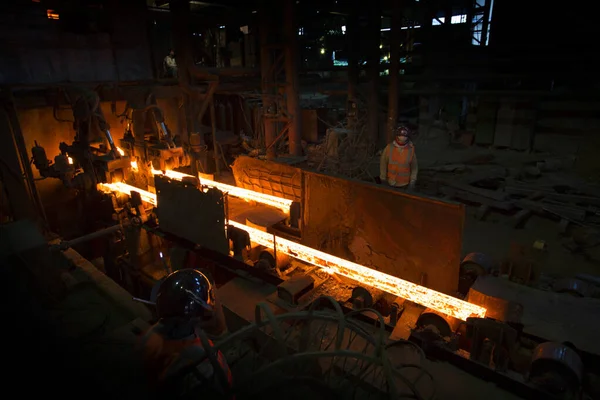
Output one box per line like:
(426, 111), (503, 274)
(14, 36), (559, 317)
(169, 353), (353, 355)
(346, 2), (360, 103)
(366, 1), (381, 144)
(481, 0), (491, 46)
(466, 0), (475, 43)
(210, 99), (221, 178)
(169, 0), (193, 86)
(260, 0), (277, 160)
(0, 107), (37, 222)
(387, 0), (402, 143)
(284, 0), (302, 157)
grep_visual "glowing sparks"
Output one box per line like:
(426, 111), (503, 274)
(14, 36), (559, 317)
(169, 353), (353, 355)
(130, 161), (138, 171)
(149, 167), (293, 214)
(99, 184), (486, 321)
(116, 147), (126, 156)
(67, 157), (73, 165)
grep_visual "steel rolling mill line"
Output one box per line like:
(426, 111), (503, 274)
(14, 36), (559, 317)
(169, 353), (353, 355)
(99, 166), (487, 321)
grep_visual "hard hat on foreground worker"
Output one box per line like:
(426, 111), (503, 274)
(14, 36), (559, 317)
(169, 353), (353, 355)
(379, 124), (418, 190)
(138, 269), (233, 398)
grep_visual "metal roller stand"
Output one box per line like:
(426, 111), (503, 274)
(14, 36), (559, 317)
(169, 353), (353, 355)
(528, 342), (584, 398)
(416, 308), (461, 338)
(459, 252), (494, 294)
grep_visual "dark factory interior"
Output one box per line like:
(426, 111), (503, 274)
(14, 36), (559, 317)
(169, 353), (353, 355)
(2, 0), (600, 399)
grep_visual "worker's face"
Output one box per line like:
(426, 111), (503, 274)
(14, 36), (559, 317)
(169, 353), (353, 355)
(169, 50), (175, 57)
(395, 135), (409, 145)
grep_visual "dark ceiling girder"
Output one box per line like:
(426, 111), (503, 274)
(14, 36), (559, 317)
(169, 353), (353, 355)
(155, 0), (241, 8)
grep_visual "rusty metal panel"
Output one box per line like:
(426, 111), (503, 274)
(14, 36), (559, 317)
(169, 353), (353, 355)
(155, 176), (228, 254)
(302, 171), (464, 294)
(231, 156), (302, 202)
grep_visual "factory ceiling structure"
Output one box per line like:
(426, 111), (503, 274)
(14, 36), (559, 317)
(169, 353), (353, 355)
(2, 0), (600, 399)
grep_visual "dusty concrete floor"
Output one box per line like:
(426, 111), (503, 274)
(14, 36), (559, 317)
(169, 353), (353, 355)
(365, 132), (600, 280)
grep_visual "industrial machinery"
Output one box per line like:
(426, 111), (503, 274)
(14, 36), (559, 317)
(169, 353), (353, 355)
(30, 87), (599, 399)
(93, 170), (599, 400)
(116, 94), (191, 187)
(31, 89), (131, 191)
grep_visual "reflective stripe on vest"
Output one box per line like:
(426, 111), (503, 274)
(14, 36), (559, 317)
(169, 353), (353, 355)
(387, 143), (414, 186)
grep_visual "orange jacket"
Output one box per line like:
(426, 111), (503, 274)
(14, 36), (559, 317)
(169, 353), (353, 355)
(380, 142), (418, 187)
(139, 324), (233, 396)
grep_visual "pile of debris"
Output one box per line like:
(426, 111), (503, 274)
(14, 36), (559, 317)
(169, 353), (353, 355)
(421, 154), (600, 232)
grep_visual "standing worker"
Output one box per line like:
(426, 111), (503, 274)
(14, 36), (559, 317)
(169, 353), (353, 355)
(138, 268), (233, 398)
(379, 124), (418, 190)
(163, 49), (178, 78)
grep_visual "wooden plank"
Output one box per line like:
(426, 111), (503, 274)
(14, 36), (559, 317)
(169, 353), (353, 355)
(459, 166), (507, 184)
(510, 209), (532, 229)
(506, 186), (600, 207)
(439, 186), (515, 211)
(514, 199), (586, 221)
(441, 179), (510, 201)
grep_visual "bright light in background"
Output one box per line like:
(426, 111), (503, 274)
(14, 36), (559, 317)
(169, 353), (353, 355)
(432, 17), (445, 26)
(451, 14), (467, 24)
(47, 9), (59, 19)
(320, 48), (325, 55)
(341, 25), (346, 34)
(219, 25), (225, 29)
(298, 27), (304, 35)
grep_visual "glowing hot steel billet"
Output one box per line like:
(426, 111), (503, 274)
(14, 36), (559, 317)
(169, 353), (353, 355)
(99, 182), (157, 205)
(115, 148), (292, 213)
(149, 167), (293, 214)
(98, 183), (486, 321)
(227, 220), (486, 321)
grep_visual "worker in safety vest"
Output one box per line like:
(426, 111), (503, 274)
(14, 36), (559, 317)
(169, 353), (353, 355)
(163, 49), (178, 78)
(379, 124), (418, 190)
(138, 269), (233, 398)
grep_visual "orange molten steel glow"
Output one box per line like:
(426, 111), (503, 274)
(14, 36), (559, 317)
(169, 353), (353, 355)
(98, 183), (487, 321)
(114, 148), (290, 212)
(99, 182), (158, 205)
(149, 167), (293, 214)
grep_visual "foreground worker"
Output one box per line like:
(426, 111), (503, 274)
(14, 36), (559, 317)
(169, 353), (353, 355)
(163, 49), (178, 78)
(379, 124), (418, 190)
(138, 269), (233, 398)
